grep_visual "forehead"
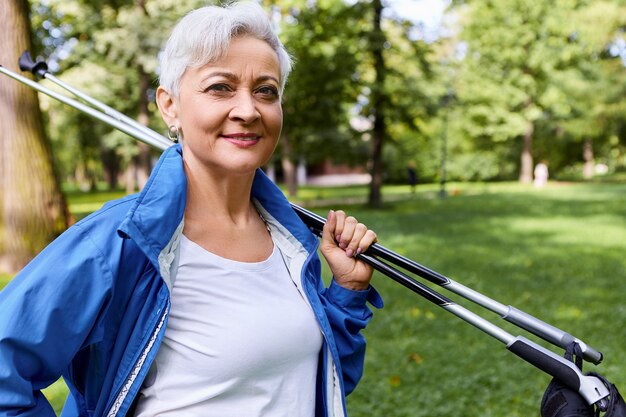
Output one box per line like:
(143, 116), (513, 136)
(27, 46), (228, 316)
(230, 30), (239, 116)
(194, 36), (280, 80)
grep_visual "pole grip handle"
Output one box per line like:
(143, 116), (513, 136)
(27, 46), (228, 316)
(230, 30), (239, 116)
(18, 51), (48, 78)
(508, 337), (580, 389)
(507, 336), (609, 406)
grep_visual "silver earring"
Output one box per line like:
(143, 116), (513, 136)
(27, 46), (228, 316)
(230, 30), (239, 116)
(168, 125), (180, 143)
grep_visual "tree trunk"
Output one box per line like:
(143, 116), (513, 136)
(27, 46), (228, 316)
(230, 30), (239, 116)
(367, 0), (386, 208)
(519, 122), (534, 184)
(101, 148), (120, 190)
(0, 0), (69, 273)
(583, 138), (594, 180)
(74, 163), (95, 192)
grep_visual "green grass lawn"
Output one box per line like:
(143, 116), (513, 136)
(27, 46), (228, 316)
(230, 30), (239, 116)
(3, 181), (626, 416)
(333, 182), (626, 417)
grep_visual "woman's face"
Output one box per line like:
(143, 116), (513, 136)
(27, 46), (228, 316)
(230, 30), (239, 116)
(166, 36), (283, 177)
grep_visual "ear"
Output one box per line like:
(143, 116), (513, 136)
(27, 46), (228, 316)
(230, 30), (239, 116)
(156, 86), (178, 127)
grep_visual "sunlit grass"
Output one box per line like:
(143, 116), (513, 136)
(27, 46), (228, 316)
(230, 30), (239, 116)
(41, 380), (69, 413)
(65, 189), (126, 221)
(306, 181), (626, 416)
(0, 273), (11, 288)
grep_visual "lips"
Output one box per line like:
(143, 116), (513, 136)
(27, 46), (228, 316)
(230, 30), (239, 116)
(221, 133), (261, 148)
(222, 133), (260, 140)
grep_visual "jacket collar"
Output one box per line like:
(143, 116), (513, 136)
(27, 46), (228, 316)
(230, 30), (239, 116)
(117, 144), (187, 266)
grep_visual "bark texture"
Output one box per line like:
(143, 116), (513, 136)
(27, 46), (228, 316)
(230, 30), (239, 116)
(0, 0), (69, 273)
(367, 0), (386, 208)
(583, 138), (594, 180)
(519, 122), (534, 184)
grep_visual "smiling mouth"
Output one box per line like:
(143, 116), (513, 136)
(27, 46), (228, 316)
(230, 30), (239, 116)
(222, 134), (260, 141)
(221, 134), (261, 148)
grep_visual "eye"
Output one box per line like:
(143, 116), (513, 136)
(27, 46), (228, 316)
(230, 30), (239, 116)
(255, 85), (279, 100)
(203, 83), (233, 94)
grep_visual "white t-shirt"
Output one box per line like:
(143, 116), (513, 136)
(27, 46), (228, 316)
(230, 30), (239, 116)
(133, 235), (323, 417)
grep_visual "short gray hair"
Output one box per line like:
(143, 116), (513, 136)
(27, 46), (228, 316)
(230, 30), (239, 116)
(159, 2), (292, 98)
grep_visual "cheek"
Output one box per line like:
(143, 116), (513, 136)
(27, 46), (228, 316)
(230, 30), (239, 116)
(180, 96), (221, 128)
(184, 114), (221, 140)
(268, 105), (283, 134)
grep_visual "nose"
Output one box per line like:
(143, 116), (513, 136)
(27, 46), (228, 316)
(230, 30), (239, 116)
(229, 91), (260, 124)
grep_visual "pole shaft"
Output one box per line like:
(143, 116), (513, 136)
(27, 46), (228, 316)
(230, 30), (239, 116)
(0, 63), (604, 367)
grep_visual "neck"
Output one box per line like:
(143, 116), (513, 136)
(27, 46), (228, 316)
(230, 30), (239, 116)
(181, 159), (274, 262)
(183, 160), (257, 226)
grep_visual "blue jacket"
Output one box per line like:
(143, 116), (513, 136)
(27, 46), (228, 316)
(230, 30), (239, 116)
(0, 145), (382, 417)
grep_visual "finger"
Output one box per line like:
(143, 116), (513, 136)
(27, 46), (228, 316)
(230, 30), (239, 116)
(338, 216), (357, 249)
(346, 223), (368, 257)
(356, 230), (378, 255)
(322, 209), (337, 244)
(333, 210), (346, 243)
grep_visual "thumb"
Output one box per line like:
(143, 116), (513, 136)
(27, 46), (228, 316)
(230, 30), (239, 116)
(321, 209), (337, 249)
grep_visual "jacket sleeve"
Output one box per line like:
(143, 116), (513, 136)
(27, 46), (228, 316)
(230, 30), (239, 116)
(319, 279), (383, 395)
(0, 224), (113, 416)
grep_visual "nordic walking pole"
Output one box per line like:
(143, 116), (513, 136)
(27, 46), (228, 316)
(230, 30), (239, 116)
(18, 52), (172, 150)
(0, 64), (171, 152)
(0, 59), (610, 408)
(298, 215), (610, 410)
(2, 52), (602, 364)
(291, 205), (603, 365)
(2, 54), (603, 363)
(15, 52), (605, 366)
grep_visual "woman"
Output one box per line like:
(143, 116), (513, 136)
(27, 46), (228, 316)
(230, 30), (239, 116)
(0, 2), (382, 417)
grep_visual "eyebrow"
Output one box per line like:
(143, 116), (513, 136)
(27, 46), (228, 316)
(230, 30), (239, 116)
(256, 75), (280, 85)
(202, 72), (279, 85)
(202, 72), (237, 83)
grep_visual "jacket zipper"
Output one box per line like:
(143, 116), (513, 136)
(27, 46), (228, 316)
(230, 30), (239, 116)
(104, 306), (168, 417)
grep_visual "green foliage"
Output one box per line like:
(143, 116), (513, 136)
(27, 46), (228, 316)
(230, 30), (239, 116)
(0, 274), (12, 288)
(455, 0), (626, 179)
(378, 19), (440, 180)
(30, 0), (207, 189)
(25, 0), (626, 188)
(458, 0), (567, 148)
(278, 0), (368, 166)
(274, 0), (440, 188)
(446, 150), (500, 181)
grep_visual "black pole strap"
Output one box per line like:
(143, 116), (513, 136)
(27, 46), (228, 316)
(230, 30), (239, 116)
(18, 51), (48, 78)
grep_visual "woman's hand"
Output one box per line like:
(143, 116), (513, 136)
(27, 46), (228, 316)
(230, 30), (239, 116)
(319, 210), (377, 291)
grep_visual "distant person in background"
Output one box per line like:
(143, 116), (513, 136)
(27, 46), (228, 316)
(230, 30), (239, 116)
(407, 162), (418, 194)
(534, 162), (549, 187)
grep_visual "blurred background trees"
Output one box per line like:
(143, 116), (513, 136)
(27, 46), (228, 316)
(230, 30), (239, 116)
(1, 0), (626, 270)
(457, 0), (626, 183)
(21, 0), (626, 189)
